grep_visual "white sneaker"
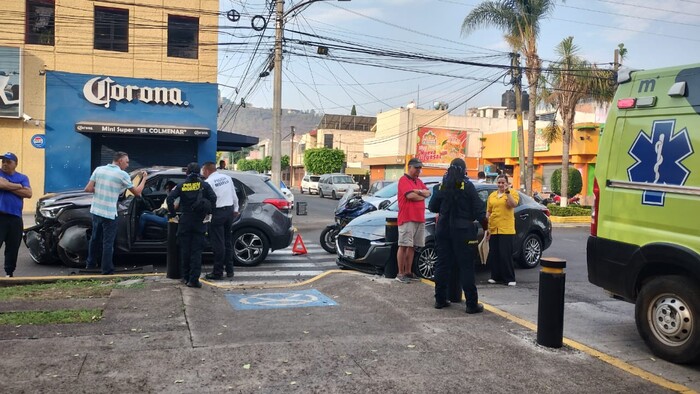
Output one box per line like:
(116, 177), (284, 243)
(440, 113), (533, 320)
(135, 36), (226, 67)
(487, 279), (497, 284)
(507, 281), (516, 286)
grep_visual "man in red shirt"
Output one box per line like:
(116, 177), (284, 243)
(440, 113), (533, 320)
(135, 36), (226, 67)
(396, 158), (431, 283)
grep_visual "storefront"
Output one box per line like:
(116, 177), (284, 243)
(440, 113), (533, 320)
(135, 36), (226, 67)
(45, 71), (218, 192)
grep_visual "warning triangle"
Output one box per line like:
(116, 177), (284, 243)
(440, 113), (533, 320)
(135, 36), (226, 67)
(292, 234), (308, 255)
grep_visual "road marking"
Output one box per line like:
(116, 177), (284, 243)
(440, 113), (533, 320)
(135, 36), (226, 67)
(232, 270), (326, 277)
(225, 288), (337, 310)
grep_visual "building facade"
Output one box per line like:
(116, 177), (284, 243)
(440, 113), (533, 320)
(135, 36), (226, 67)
(1, 0), (219, 209)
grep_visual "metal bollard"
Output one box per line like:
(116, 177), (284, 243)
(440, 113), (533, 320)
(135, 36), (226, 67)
(166, 219), (181, 279)
(537, 257), (567, 348)
(384, 217), (399, 278)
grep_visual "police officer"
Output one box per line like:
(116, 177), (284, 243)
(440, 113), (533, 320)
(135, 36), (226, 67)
(167, 162), (216, 288)
(201, 161), (239, 280)
(428, 158), (487, 314)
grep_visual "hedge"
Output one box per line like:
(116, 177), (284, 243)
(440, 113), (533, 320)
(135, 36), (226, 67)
(546, 204), (592, 217)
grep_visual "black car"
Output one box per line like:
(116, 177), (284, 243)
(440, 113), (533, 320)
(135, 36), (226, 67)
(24, 167), (294, 268)
(335, 182), (552, 279)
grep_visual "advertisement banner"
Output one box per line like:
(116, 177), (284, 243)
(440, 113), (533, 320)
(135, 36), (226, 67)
(416, 127), (467, 166)
(0, 47), (22, 119)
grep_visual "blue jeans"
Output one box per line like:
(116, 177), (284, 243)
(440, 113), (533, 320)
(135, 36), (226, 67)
(86, 215), (119, 274)
(139, 212), (167, 237)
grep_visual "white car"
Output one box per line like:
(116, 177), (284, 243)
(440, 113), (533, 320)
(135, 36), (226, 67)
(279, 180), (294, 208)
(300, 174), (320, 194)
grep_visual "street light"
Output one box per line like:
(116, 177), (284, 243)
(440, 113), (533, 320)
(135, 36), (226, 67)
(270, 0), (351, 187)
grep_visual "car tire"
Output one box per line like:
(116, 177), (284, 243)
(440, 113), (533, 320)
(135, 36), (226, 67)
(300, 187), (304, 194)
(332, 190), (337, 200)
(635, 275), (700, 364)
(232, 228), (269, 267)
(319, 189), (324, 198)
(518, 233), (542, 269)
(413, 243), (437, 280)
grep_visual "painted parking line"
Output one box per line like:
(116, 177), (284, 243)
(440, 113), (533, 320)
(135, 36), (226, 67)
(232, 270), (327, 277)
(225, 288), (337, 310)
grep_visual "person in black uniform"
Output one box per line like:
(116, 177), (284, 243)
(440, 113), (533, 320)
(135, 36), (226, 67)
(428, 158), (487, 314)
(166, 162), (217, 288)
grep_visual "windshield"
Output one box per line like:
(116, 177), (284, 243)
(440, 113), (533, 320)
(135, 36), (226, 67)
(310, 176), (320, 182)
(374, 182), (398, 198)
(333, 175), (354, 184)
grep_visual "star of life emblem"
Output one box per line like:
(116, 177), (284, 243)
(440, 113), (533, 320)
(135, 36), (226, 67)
(627, 120), (693, 206)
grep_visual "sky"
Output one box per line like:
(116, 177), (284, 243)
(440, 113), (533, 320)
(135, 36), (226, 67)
(217, 0), (700, 124)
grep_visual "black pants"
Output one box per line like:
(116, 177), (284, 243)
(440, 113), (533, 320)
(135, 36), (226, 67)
(177, 215), (206, 283)
(0, 213), (23, 276)
(488, 234), (515, 283)
(434, 226), (479, 308)
(209, 206), (234, 276)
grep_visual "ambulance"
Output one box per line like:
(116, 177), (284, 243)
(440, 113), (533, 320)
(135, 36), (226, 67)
(587, 64), (700, 364)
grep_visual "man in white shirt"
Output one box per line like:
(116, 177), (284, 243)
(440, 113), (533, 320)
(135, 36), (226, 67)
(201, 162), (239, 280)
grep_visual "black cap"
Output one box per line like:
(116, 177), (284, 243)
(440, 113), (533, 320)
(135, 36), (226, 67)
(408, 158), (423, 168)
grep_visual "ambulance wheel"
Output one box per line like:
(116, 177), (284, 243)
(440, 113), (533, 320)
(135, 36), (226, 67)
(635, 275), (700, 364)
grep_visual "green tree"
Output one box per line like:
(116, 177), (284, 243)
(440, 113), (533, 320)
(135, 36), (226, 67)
(551, 168), (582, 198)
(281, 155), (290, 170)
(462, 0), (558, 195)
(236, 158), (251, 171)
(539, 37), (616, 205)
(262, 156), (272, 172)
(303, 148), (345, 175)
(351, 105), (357, 116)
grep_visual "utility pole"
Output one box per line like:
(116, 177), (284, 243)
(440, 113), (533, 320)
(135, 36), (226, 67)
(290, 126), (295, 187)
(271, 0), (284, 187)
(511, 52), (526, 191)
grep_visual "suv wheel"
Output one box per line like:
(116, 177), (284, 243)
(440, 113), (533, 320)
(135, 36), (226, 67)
(332, 190), (337, 200)
(319, 189), (324, 198)
(518, 233), (542, 269)
(413, 243), (437, 280)
(232, 228), (269, 267)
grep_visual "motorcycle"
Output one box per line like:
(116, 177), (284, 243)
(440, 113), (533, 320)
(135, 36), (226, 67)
(320, 192), (376, 253)
(534, 192), (580, 206)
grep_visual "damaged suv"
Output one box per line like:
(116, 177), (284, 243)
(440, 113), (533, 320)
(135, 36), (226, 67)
(24, 167), (294, 268)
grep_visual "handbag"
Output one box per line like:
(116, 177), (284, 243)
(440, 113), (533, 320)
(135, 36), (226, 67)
(478, 233), (490, 265)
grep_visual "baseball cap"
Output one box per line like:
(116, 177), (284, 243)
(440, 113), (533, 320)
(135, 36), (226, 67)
(1, 152), (18, 162)
(407, 158), (423, 168)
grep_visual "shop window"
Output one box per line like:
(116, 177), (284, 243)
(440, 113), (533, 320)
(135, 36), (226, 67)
(168, 15), (198, 59)
(324, 134), (333, 148)
(94, 7), (129, 52)
(26, 0), (55, 45)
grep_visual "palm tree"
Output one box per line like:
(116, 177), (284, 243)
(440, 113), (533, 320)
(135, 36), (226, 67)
(462, 0), (557, 195)
(540, 36), (616, 206)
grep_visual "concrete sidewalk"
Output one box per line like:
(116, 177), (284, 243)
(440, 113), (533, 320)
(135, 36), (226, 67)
(0, 273), (688, 393)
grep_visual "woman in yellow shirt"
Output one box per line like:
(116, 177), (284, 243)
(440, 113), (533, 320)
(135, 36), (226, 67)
(486, 174), (519, 286)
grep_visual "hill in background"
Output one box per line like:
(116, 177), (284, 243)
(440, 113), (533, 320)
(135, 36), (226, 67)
(218, 104), (324, 140)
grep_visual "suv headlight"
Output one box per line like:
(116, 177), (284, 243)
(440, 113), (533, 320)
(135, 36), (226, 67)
(39, 203), (72, 219)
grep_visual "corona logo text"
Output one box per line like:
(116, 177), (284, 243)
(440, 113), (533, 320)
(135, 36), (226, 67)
(83, 77), (188, 108)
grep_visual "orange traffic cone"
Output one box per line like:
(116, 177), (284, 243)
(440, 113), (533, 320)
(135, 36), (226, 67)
(292, 234), (308, 255)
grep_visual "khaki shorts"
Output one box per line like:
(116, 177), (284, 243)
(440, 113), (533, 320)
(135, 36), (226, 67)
(398, 222), (425, 247)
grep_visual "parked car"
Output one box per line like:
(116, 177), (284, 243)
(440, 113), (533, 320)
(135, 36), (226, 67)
(335, 182), (552, 279)
(318, 173), (360, 199)
(366, 180), (395, 197)
(363, 176), (442, 209)
(300, 174), (320, 194)
(24, 168), (294, 268)
(279, 180), (294, 209)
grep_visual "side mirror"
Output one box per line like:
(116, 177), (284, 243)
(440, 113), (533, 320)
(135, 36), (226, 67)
(378, 200), (390, 210)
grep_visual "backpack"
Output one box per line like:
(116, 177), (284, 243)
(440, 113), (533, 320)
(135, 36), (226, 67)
(191, 183), (212, 215)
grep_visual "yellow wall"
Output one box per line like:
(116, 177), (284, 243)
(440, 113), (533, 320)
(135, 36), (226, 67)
(0, 0), (218, 211)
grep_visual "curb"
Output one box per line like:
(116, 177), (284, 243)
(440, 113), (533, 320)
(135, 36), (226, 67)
(550, 215), (590, 224)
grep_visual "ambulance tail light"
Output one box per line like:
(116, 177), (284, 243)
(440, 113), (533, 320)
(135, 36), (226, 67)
(591, 178), (599, 236)
(617, 98), (636, 109)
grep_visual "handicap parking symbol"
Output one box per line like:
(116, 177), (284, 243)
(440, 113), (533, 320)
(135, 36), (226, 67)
(225, 289), (337, 311)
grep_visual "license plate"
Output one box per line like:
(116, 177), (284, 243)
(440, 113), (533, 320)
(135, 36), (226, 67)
(344, 247), (355, 259)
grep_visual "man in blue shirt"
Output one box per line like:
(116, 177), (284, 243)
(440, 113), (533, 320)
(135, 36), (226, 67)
(84, 152), (146, 274)
(0, 152), (32, 277)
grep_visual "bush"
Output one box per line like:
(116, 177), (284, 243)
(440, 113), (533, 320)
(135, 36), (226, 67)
(551, 168), (583, 197)
(546, 204), (591, 217)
